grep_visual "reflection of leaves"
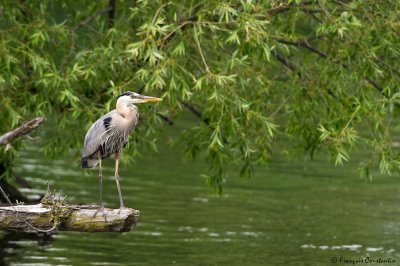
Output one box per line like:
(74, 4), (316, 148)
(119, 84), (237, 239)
(359, 161), (372, 182)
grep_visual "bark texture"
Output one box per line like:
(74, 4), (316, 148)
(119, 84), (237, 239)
(0, 117), (45, 145)
(0, 204), (139, 233)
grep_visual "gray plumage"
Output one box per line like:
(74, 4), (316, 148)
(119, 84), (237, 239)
(80, 91), (162, 214)
(81, 105), (139, 168)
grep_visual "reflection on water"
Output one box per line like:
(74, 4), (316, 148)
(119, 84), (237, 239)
(0, 232), (53, 265)
(301, 243), (397, 255)
(1, 139), (400, 265)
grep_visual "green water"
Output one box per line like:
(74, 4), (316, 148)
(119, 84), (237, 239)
(0, 133), (399, 265)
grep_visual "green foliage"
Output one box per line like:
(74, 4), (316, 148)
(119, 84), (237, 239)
(0, 0), (400, 191)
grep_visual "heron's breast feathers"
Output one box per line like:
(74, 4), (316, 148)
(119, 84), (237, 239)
(82, 108), (138, 161)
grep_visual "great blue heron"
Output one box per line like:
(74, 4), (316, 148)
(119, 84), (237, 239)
(81, 91), (162, 216)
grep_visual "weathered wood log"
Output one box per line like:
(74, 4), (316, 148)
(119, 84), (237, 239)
(0, 117), (45, 146)
(0, 204), (139, 233)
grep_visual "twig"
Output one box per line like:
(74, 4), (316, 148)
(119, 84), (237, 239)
(0, 185), (58, 233)
(151, 3), (169, 25)
(268, 99), (288, 119)
(273, 53), (299, 74)
(24, 135), (40, 141)
(161, 20), (194, 48)
(182, 101), (210, 125)
(267, 1), (314, 15)
(193, 26), (210, 73)
(275, 38), (327, 58)
(72, 6), (113, 32)
(332, 0), (351, 6)
(302, 9), (323, 23)
(157, 113), (174, 126)
(0, 117), (45, 146)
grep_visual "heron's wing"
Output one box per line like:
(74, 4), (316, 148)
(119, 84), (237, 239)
(82, 110), (118, 159)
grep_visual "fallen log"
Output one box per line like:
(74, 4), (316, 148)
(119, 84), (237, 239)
(0, 204), (139, 233)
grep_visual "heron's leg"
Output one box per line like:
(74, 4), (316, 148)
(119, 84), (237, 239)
(98, 152), (104, 210)
(92, 152), (107, 221)
(114, 151), (125, 212)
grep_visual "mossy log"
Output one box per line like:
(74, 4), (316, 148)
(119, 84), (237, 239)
(0, 204), (139, 233)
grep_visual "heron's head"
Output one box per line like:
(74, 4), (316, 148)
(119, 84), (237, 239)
(117, 91), (163, 105)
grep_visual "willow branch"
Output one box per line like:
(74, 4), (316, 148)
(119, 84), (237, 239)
(193, 26), (210, 73)
(275, 37), (386, 94)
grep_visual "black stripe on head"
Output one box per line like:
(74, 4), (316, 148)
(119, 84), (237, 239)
(103, 117), (112, 130)
(116, 91), (134, 100)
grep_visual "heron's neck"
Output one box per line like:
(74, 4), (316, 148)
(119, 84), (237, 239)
(116, 101), (137, 119)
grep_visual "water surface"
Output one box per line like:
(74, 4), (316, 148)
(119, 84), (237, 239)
(1, 134), (399, 265)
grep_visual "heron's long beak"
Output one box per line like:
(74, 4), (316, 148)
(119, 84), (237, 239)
(139, 95), (163, 102)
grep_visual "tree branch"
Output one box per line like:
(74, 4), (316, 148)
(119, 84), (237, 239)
(161, 16), (197, 48)
(272, 52), (340, 101)
(108, 0), (116, 29)
(72, 6), (113, 31)
(275, 37), (387, 95)
(301, 8), (324, 23)
(182, 101), (210, 125)
(273, 52), (301, 76)
(0, 117), (45, 146)
(275, 38), (327, 58)
(157, 113), (174, 126)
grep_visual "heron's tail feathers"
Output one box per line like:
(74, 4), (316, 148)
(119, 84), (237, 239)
(81, 157), (99, 168)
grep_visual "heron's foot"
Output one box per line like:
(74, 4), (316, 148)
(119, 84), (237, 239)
(92, 206), (107, 222)
(118, 206), (126, 214)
